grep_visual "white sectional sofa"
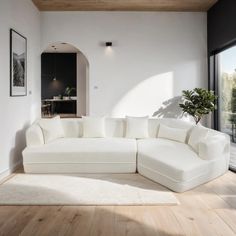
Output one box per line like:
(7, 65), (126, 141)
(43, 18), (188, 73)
(22, 117), (230, 192)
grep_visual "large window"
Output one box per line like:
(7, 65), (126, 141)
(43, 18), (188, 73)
(217, 46), (236, 141)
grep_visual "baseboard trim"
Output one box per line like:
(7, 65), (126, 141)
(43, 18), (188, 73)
(0, 161), (22, 184)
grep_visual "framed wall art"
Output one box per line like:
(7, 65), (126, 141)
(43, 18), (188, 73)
(10, 29), (27, 96)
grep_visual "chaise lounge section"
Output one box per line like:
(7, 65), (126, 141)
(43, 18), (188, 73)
(137, 137), (229, 192)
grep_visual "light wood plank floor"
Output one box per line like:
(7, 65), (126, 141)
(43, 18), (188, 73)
(0, 171), (235, 236)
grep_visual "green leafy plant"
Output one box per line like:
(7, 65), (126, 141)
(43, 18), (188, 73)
(179, 88), (217, 124)
(64, 87), (76, 97)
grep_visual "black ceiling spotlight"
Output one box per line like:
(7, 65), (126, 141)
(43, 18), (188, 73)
(106, 42), (112, 47)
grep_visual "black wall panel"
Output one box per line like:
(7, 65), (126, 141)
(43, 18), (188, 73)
(208, 0), (236, 55)
(41, 53), (77, 99)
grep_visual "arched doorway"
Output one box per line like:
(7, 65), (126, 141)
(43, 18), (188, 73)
(41, 42), (89, 118)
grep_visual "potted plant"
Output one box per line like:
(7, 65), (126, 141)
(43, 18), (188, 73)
(179, 88), (217, 124)
(64, 87), (76, 100)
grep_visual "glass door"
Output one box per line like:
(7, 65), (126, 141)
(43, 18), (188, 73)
(217, 46), (236, 141)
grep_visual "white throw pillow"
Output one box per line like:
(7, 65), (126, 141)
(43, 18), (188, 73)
(125, 116), (149, 139)
(38, 116), (64, 143)
(188, 125), (209, 153)
(158, 124), (188, 143)
(82, 116), (105, 138)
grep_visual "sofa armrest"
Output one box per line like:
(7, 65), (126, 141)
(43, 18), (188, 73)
(26, 124), (44, 147)
(198, 133), (230, 160)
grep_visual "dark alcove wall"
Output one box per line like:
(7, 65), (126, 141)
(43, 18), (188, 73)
(41, 53), (77, 99)
(207, 0), (236, 128)
(208, 0), (236, 55)
(41, 53), (77, 114)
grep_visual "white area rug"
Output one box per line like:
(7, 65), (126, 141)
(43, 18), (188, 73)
(0, 174), (179, 205)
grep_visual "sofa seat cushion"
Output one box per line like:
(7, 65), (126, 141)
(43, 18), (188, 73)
(23, 138), (137, 164)
(137, 139), (208, 182)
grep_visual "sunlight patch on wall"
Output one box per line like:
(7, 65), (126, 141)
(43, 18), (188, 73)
(111, 72), (174, 117)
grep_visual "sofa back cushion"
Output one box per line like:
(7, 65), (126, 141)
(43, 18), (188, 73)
(106, 118), (160, 138)
(82, 116), (106, 138)
(59, 118), (125, 138)
(188, 125), (209, 153)
(47, 117), (194, 139)
(105, 118), (125, 137)
(125, 116), (149, 139)
(61, 119), (82, 138)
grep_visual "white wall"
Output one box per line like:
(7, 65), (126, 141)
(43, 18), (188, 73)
(41, 12), (208, 118)
(0, 0), (41, 178)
